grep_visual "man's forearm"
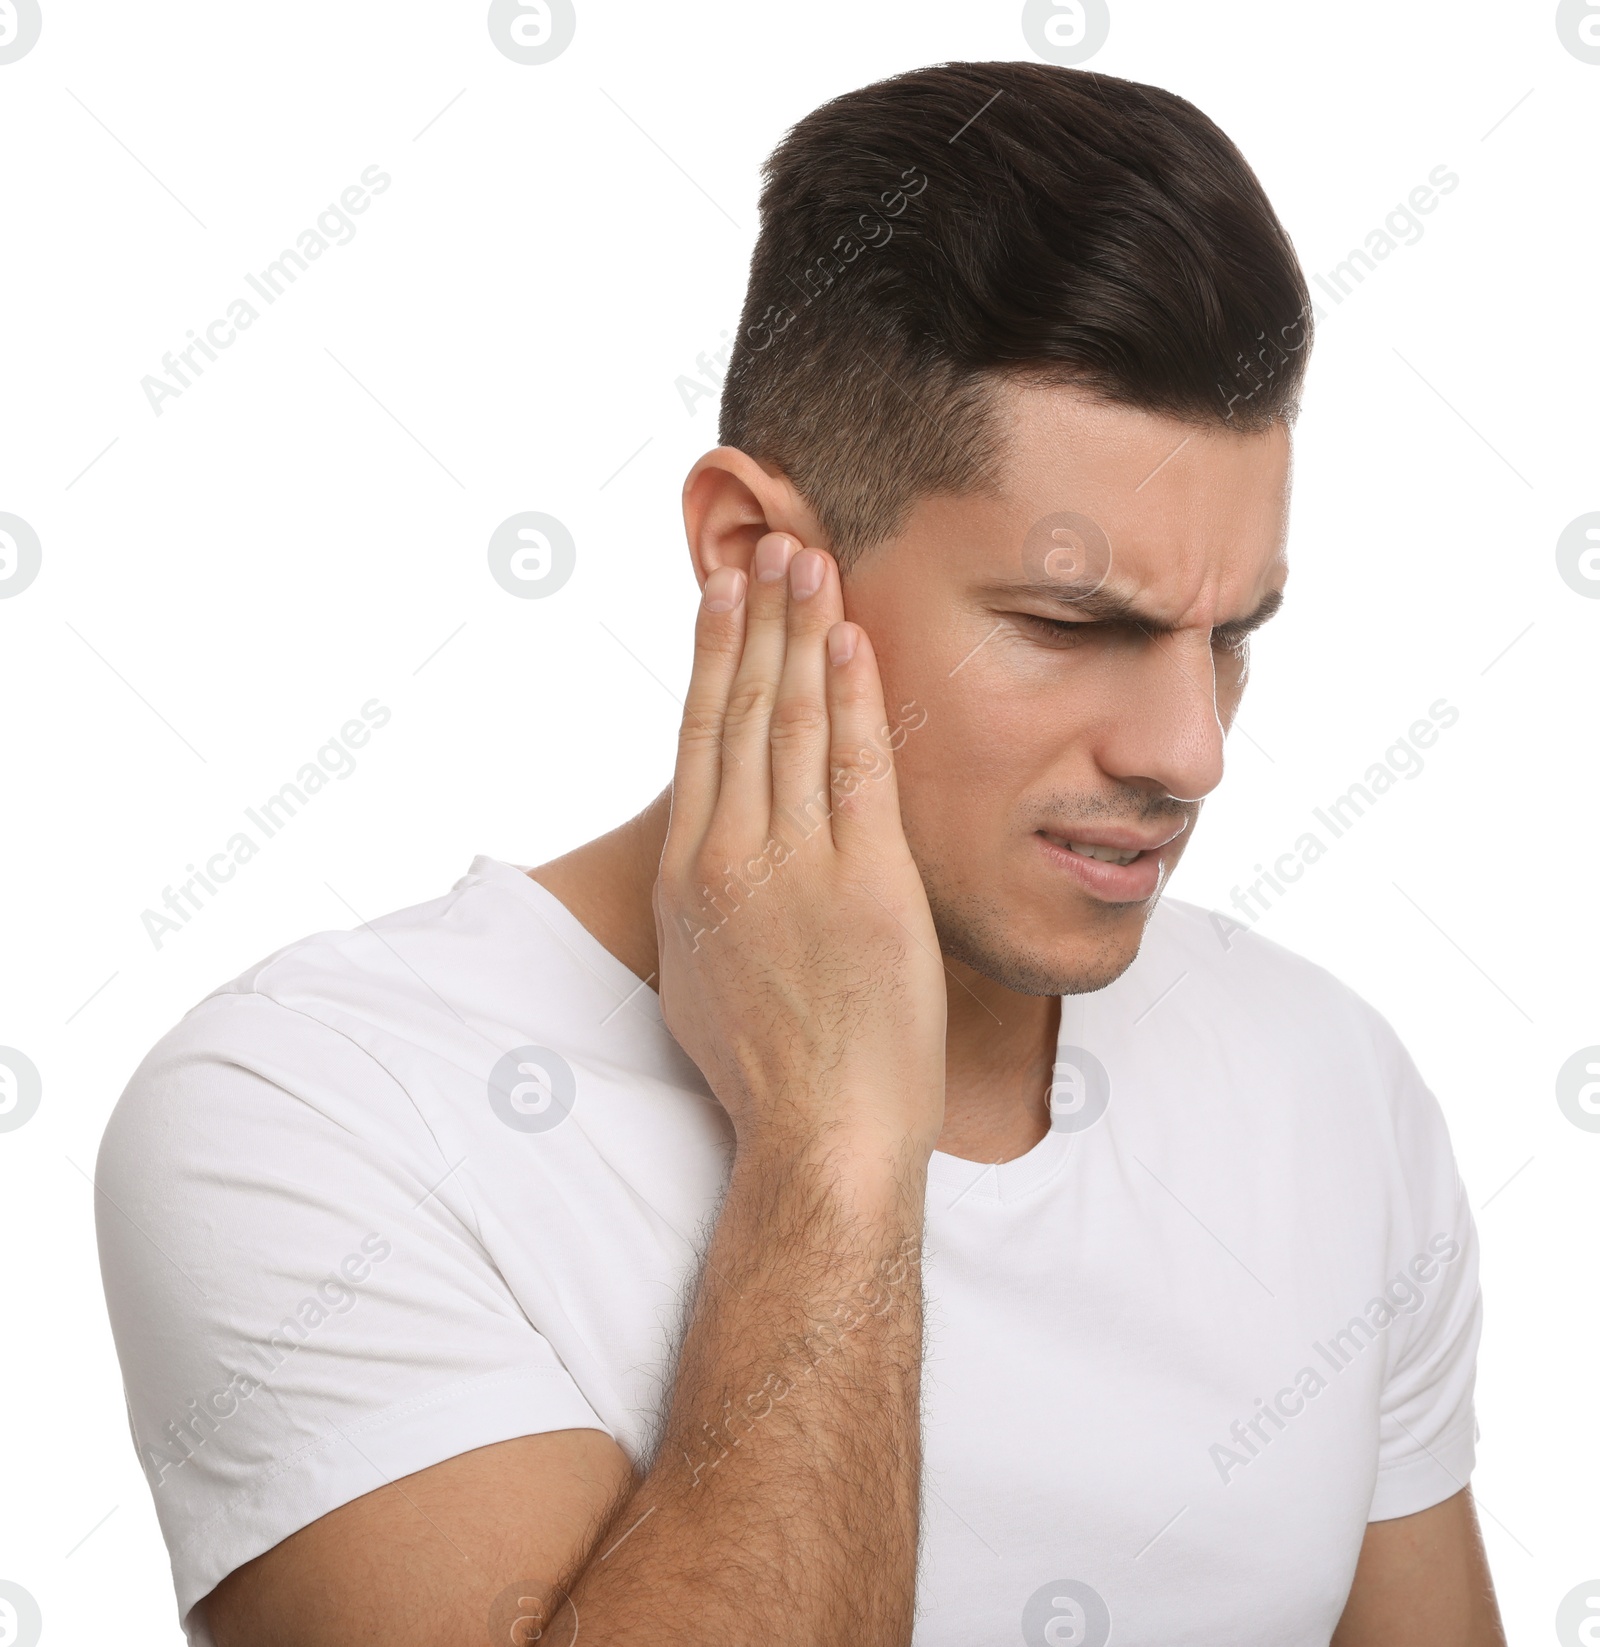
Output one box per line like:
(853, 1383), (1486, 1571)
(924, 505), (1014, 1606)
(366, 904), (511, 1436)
(559, 1140), (927, 1646)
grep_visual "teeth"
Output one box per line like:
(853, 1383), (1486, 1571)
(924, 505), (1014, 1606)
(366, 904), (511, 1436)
(1067, 841), (1140, 865)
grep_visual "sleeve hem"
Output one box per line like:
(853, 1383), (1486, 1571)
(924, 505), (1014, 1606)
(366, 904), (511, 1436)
(1366, 1409), (1477, 1522)
(171, 1364), (610, 1631)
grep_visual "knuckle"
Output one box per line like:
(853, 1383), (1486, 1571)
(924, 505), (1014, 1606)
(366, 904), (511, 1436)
(830, 667), (877, 708)
(769, 696), (829, 744)
(723, 680), (775, 726)
(676, 713), (724, 754)
(788, 594), (839, 639)
(828, 747), (891, 810)
(690, 838), (740, 889)
(695, 632), (744, 678)
(829, 735), (891, 786)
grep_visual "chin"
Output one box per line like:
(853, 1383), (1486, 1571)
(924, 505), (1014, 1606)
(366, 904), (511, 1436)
(931, 893), (1150, 997)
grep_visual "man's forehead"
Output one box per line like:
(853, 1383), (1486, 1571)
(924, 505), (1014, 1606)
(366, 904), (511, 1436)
(989, 376), (1293, 490)
(991, 383), (1288, 521)
(976, 380), (1293, 598)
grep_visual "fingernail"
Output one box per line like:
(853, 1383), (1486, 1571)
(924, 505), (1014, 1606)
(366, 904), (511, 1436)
(828, 623), (857, 666)
(790, 549), (825, 601)
(704, 566), (746, 613)
(754, 534), (794, 583)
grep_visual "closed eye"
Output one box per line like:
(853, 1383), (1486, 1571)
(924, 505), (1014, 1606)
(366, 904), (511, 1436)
(1007, 590), (1283, 653)
(1015, 612), (1248, 651)
(1011, 612), (1110, 646)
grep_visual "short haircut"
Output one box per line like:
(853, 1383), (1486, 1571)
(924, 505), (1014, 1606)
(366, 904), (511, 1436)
(718, 60), (1313, 565)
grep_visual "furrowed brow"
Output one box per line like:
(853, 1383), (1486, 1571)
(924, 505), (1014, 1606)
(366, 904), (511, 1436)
(1001, 579), (1173, 628)
(994, 579), (1286, 641)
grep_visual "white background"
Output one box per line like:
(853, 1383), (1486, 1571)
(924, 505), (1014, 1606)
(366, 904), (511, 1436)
(1, 1), (1595, 1641)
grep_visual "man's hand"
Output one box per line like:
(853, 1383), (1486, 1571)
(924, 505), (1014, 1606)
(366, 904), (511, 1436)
(653, 531), (947, 1169)
(204, 534), (948, 1647)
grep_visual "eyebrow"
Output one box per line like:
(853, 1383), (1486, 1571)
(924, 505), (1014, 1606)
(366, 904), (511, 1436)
(991, 579), (1286, 643)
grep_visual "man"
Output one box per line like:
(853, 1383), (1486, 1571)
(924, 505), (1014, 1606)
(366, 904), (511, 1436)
(97, 60), (1502, 1646)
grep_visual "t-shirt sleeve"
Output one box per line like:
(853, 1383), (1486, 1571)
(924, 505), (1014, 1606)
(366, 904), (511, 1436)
(1365, 1021), (1483, 1522)
(95, 988), (610, 1641)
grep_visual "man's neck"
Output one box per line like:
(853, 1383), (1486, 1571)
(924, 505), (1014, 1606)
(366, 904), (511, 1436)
(528, 787), (1059, 1164)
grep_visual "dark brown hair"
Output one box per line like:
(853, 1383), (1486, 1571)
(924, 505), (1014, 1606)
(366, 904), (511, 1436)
(718, 60), (1312, 564)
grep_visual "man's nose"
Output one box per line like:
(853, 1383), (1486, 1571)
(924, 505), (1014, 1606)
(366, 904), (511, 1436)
(1094, 631), (1227, 804)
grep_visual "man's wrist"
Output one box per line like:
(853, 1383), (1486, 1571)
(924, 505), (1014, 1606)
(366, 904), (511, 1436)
(729, 1117), (933, 1230)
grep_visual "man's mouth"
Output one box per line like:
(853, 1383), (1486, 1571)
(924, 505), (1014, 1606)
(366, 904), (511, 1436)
(1049, 838), (1143, 866)
(1036, 822), (1186, 866)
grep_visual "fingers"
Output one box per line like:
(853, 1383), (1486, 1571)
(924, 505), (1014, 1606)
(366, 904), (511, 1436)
(666, 564), (747, 862)
(770, 547), (844, 818)
(715, 532), (796, 826)
(671, 532), (873, 880)
(823, 621), (902, 857)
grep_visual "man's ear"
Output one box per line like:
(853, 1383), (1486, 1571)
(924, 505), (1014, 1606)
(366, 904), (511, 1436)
(681, 447), (828, 590)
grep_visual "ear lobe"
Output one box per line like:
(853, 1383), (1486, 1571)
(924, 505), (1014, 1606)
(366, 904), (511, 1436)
(681, 446), (825, 588)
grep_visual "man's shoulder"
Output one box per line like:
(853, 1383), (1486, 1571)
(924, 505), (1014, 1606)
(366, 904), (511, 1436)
(103, 858), (586, 1154)
(131, 867), (481, 1064)
(236, 853), (536, 1004)
(102, 855), (694, 1173)
(141, 855), (587, 1050)
(1141, 894), (1412, 1073)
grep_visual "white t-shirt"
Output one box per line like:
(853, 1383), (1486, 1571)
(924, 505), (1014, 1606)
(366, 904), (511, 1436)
(97, 855), (1481, 1647)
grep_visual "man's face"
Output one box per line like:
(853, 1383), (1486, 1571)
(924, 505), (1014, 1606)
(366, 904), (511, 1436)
(841, 379), (1292, 996)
